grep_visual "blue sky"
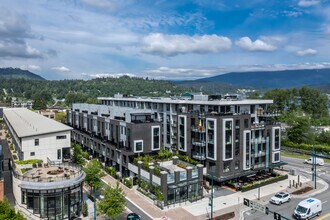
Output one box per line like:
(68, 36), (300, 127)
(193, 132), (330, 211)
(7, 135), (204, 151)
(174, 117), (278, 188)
(1, 0), (330, 80)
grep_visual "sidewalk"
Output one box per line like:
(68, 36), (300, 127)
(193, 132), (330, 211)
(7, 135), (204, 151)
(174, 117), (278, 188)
(185, 172), (328, 220)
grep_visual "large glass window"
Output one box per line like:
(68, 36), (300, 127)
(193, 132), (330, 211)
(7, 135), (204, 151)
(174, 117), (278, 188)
(152, 126), (160, 150)
(206, 119), (216, 160)
(223, 119), (233, 160)
(22, 184), (83, 220)
(274, 128), (280, 150)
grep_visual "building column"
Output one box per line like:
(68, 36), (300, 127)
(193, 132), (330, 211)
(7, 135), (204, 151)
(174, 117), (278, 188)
(138, 161), (142, 187)
(160, 171), (168, 205)
(197, 164), (204, 197)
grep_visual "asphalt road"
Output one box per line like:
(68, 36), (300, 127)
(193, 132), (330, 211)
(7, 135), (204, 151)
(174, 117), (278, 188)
(244, 156), (330, 220)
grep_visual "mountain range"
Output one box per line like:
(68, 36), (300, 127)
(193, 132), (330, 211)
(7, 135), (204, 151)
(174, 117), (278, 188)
(176, 69), (330, 91)
(0, 68), (45, 80)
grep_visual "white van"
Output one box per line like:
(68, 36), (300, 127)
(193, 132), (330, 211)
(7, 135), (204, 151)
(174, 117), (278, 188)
(304, 157), (324, 166)
(293, 198), (322, 219)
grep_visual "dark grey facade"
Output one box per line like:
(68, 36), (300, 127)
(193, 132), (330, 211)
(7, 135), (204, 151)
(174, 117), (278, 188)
(68, 93), (281, 188)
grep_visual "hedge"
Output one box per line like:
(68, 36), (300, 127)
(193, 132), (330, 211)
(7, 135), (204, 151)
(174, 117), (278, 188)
(282, 139), (330, 154)
(15, 159), (43, 165)
(240, 174), (288, 192)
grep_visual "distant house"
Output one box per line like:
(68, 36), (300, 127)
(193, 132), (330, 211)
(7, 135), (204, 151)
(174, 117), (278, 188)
(11, 99), (34, 109)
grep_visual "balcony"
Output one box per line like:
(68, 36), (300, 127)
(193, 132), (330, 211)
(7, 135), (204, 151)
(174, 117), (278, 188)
(192, 140), (206, 147)
(192, 153), (206, 160)
(191, 126), (206, 133)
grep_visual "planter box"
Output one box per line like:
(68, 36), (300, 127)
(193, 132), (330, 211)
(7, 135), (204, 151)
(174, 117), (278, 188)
(240, 175), (288, 192)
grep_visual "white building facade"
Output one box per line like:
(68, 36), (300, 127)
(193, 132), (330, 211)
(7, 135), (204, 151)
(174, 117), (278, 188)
(4, 108), (72, 162)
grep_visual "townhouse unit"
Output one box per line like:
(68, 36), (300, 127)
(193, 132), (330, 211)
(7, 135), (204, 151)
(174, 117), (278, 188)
(67, 93), (281, 185)
(3, 108), (72, 162)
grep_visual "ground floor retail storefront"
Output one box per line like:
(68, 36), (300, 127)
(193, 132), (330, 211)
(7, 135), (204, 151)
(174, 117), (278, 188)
(21, 184), (83, 220)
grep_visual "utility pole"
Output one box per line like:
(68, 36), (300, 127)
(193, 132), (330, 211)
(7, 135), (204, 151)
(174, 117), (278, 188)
(209, 174), (214, 220)
(94, 187), (97, 220)
(258, 180), (261, 200)
(313, 145), (317, 189)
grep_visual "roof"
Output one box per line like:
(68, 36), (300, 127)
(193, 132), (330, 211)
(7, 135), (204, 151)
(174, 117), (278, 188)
(98, 96), (273, 106)
(4, 108), (72, 138)
(299, 198), (321, 207)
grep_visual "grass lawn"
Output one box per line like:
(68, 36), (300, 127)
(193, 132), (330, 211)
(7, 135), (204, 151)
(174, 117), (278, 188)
(281, 151), (330, 164)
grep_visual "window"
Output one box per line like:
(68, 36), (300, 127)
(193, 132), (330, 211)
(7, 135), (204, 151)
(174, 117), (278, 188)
(30, 152), (35, 156)
(35, 139), (39, 146)
(223, 162), (230, 173)
(223, 119), (233, 160)
(152, 126), (160, 150)
(235, 160), (240, 170)
(273, 152), (280, 163)
(244, 119), (249, 129)
(57, 149), (61, 160)
(134, 140), (143, 153)
(56, 135), (67, 140)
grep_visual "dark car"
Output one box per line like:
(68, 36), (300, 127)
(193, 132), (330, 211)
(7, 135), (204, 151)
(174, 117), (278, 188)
(127, 213), (141, 220)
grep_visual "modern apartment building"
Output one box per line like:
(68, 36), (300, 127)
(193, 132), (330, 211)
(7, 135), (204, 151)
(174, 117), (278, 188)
(67, 93), (281, 184)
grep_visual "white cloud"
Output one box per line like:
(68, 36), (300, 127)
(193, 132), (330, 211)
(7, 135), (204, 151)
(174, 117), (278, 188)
(298, 0), (320, 7)
(20, 64), (41, 71)
(80, 0), (117, 10)
(236, 37), (277, 52)
(89, 73), (137, 78)
(142, 33), (232, 56)
(51, 66), (71, 72)
(145, 62), (330, 80)
(296, 48), (318, 56)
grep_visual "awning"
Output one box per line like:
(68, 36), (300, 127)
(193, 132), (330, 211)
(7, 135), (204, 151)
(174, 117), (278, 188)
(272, 161), (288, 168)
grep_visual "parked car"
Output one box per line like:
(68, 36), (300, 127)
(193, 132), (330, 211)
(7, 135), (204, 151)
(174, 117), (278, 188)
(127, 213), (141, 220)
(304, 157), (324, 166)
(270, 192), (291, 205)
(293, 198), (322, 219)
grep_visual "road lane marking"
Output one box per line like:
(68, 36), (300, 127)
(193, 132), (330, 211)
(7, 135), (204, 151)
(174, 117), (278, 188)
(322, 200), (327, 204)
(317, 213), (330, 220)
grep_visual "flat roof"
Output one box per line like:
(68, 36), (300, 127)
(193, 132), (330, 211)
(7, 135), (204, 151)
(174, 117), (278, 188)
(4, 108), (72, 138)
(98, 97), (273, 105)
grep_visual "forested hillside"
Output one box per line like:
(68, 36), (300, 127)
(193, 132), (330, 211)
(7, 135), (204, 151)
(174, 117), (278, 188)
(0, 76), (192, 109)
(0, 68), (45, 80)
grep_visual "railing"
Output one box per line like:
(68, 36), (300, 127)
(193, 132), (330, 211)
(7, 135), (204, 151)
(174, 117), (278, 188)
(12, 159), (84, 183)
(192, 153), (206, 160)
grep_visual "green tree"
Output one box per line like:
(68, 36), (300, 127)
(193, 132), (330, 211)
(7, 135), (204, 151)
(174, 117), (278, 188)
(286, 113), (315, 144)
(84, 159), (105, 195)
(84, 159), (105, 219)
(72, 144), (86, 166)
(55, 112), (67, 123)
(98, 182), (126, 219)
(0, 197), (26, 220)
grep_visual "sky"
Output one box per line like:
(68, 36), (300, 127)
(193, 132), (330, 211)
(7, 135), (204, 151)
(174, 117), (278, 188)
(1, 0), (330, 80)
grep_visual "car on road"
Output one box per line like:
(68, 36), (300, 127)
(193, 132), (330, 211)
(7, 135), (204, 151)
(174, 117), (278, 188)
(304, 157), (324, 166)
(293, 198), (322, 219)
(127, 213), (141, 220)
(270, 192), (291, 205)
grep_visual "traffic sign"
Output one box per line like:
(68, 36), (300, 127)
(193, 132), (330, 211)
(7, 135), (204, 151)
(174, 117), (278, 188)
(249, 200), (267, 214)
(243, 198), (268, 214)
(243, 198), (250, 207)
(274, 212), (281, 220)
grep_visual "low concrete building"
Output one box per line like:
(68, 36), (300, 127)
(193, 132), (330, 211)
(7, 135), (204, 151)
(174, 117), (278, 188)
(3, 108), (72, 162)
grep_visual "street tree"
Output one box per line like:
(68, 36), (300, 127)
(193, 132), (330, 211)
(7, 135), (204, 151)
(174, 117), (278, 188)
(98, 181), (126, 219)
(84, 159), (106, 219)
(84, 159), (105, 193)
(72, 144), (86, 166)
(0, 198), (26, 220)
